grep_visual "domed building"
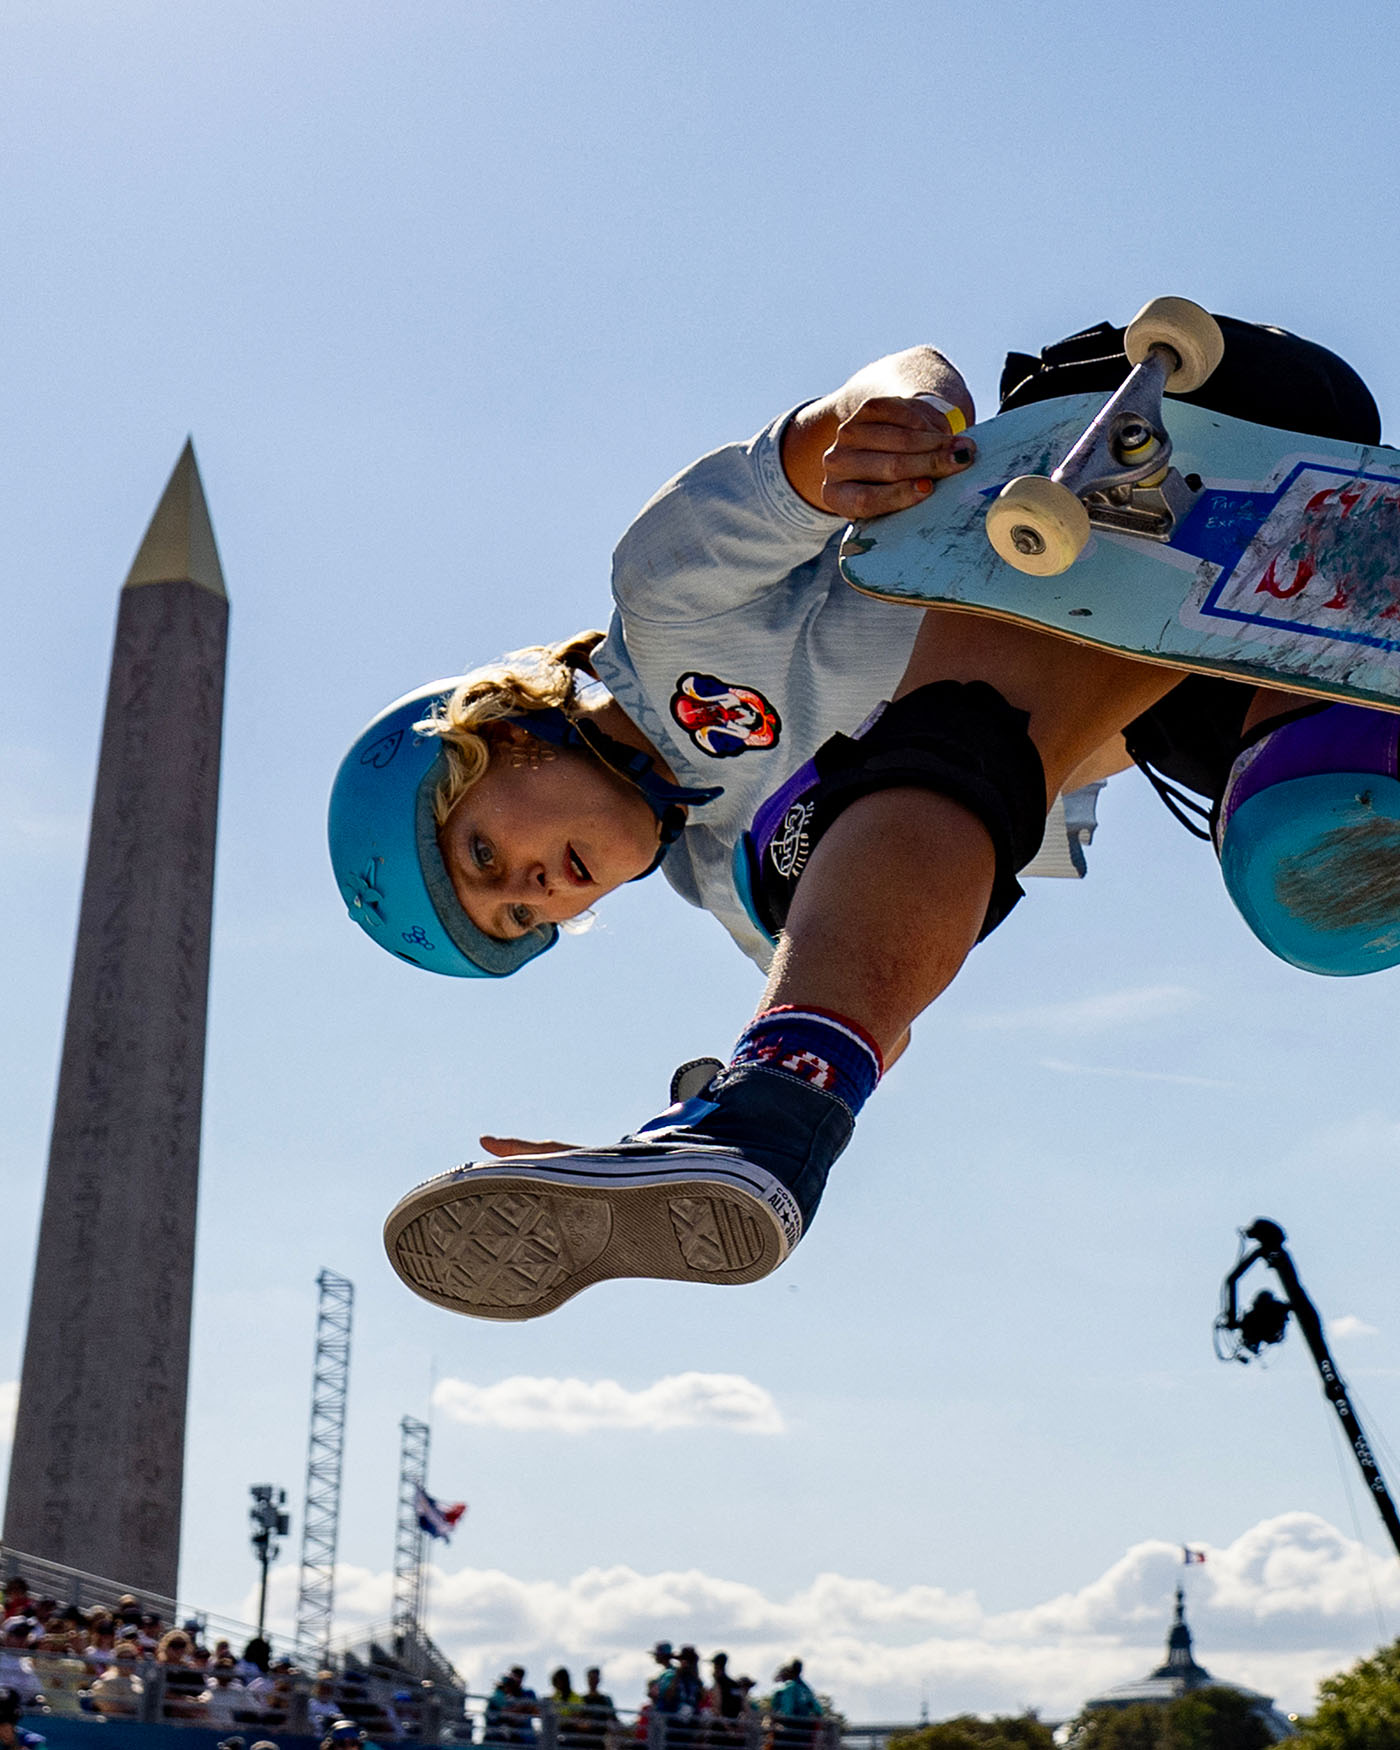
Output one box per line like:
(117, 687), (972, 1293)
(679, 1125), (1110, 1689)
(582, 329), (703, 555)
(1075, 1586), (1296, 1741)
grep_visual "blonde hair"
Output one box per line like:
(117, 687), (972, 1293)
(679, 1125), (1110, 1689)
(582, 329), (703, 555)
(417, 630), (606, 827)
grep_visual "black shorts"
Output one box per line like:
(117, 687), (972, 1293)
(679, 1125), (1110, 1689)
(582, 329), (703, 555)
(998, 315), (1381, 813)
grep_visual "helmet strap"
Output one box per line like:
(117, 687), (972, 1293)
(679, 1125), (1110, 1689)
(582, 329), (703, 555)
(509, 706), (722, 868)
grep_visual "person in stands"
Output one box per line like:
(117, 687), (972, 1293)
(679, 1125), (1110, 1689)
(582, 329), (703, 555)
(0, 1686), (44, 1750)
(87, 1643), (145, 1720)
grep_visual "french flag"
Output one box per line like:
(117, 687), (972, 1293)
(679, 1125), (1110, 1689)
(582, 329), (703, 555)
(1182, 1547), (1207, 1565)
(415, 1485), (467, 1541)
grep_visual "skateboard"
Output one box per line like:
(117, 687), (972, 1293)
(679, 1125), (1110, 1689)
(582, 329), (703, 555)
(839, 298), (1400, 713)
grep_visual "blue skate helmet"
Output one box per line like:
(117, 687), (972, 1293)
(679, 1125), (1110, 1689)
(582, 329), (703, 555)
(1217, 706), (1400, 977)
(328, 679), (557, 978)
(329, 679), (722, 978)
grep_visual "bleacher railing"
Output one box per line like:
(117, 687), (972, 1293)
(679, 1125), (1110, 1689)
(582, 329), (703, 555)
(3, 1542), (882, 1750)
(464, 1699), (844, 1750)
(1, 1545), (276, 1664)
(16, 1667), (866, 1750)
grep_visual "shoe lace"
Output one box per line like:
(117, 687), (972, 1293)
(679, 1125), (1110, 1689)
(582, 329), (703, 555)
(1132, 756), (1215, 842)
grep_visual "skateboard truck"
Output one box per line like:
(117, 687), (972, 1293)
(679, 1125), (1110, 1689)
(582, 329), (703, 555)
(987, 298), (1226, 577)
(1045, 347), (1196, 538)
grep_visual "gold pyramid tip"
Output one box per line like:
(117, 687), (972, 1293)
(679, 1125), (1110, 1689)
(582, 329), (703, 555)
(123, 439), (227, 598)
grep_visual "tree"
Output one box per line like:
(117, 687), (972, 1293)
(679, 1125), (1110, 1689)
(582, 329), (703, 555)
(888, 1716), (1054, 1750)
(1068, 1689), (1272, 1750)
(1295, 1639), (1400, 1750)
(1165, 1688), (1273, 1750)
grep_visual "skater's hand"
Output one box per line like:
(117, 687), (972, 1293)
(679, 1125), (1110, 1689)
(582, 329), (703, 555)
(821, 394), (976, 521)
(480, 1134), (579, 1157)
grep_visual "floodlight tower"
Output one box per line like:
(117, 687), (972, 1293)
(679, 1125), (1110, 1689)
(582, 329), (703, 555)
(249, 1484), (290, 1638)
(392, 1416), (430, 1668)
(294, 1269), (355, 1667)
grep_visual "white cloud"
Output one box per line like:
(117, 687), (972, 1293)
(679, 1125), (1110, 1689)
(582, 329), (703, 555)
(1329, 1315), (1379, 1341)
(432, 1372), (784, 1436)
(1039, 1058), (1235, 1089)
(250, 1514), (1400, 1723)
(0, 1382), (16, 1444)
(968, 985), (1201, 1034)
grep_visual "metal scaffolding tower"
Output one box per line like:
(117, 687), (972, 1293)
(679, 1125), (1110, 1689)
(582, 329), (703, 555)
(293, 1269), (355, 1666)
(393, 1416), (430, 1663)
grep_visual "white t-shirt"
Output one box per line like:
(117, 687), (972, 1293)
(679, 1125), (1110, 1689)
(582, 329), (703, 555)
(0, 1649), (44, 1705)
(594, 411), (1101, 968)
(594, 412), (925, 968)
(200, 1680), (250, 1726)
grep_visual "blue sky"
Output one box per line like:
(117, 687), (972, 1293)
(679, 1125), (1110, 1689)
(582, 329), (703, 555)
(7, 0), (1400, 1723)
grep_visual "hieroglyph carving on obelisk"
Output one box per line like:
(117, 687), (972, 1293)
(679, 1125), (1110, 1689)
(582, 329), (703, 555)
(4, 443), (228, 1597)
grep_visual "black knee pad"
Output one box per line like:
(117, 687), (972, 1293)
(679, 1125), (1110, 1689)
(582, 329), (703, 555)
(739, 681), (1047, 943)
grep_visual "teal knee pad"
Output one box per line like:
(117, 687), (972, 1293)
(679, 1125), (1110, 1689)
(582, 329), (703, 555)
(1220, 773), (1400, 976)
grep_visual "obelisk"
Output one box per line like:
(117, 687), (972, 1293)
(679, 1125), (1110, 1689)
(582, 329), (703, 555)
(4, 443), (228, 1596)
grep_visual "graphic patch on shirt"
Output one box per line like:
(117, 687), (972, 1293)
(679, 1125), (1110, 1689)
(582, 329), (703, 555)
(670, 673), (780, 758)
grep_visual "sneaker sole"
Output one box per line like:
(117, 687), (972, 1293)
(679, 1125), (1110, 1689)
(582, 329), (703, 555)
(383, 1149), (796, 1321)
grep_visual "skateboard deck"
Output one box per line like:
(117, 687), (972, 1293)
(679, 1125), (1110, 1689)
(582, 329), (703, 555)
(839, 393), (1400, 713)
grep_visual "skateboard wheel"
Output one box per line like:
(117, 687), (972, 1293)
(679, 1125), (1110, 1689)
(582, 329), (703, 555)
(1125, 297), (1225, 393)
(986, 475), (1091, 576)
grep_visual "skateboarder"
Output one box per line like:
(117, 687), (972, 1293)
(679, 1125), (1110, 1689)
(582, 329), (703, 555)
(330, 313), (1391, 1320)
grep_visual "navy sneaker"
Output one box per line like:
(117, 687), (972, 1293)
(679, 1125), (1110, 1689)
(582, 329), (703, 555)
(382, 1064), (854, 1321)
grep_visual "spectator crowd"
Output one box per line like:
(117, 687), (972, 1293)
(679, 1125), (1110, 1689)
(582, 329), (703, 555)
(0, 1572), (834, 1750)
(0, 1572), (409, 1740)
(483, 1642), (831, 1750)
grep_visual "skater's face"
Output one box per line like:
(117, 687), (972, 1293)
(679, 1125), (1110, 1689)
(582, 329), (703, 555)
(438, 727), (660, 940)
